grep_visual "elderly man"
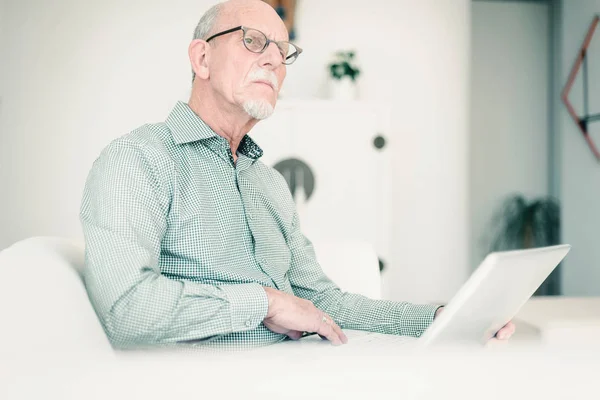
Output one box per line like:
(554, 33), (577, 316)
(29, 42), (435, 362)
(80, 0), (514, 350)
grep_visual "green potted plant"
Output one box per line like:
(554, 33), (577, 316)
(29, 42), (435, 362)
(487, 194), (561, 296)
(327, 50), (361, 100)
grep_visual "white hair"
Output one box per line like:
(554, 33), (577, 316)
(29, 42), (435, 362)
(191, 3), (223, 82)
(243, 100), (275, 120)
(241, 68), (278, 119)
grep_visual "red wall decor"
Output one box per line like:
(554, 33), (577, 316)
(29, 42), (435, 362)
(562, 15), (600, 161)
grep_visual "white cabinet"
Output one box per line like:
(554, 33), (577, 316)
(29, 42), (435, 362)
(251, 99), (393, 273)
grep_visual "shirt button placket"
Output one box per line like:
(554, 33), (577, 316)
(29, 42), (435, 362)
(236, 171), (252, 223)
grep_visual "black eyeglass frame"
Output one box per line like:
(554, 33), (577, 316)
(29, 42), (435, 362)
(205, 25), (303, 65)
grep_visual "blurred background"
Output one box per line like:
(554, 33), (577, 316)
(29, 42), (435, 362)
(0, 0), (598, 304)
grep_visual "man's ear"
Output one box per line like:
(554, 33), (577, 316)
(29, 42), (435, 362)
(189, 39), (210, 80)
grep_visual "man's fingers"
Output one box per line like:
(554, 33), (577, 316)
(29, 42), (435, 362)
(316, 314), (344, 345)
(329, 315), (348, 344)
(496, 321), (516, 340)
(287, 330), (303, 340)
(320, 313), (347, 344)
(506, 321), (516, 332)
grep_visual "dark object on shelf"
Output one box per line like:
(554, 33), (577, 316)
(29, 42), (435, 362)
(273, 158), (315, 201)
(562, 15), (600, 160)
(488, 195), (561, 296)
(373, 135), (386, 150)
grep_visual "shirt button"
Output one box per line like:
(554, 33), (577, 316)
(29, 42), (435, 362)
(245, 320), (253, 327)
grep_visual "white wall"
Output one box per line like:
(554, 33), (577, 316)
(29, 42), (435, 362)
(469, 2), (550, 267)
(558, 0), (600, 296)
(292, 0), (472, 303)
(0, 0), (471, 304)
(0, 0), (201, 248)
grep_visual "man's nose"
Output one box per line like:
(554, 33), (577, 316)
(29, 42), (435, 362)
(259, 42), (283, 69)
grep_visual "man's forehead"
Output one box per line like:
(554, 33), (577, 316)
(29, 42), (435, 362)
(219, 2), (288, 41)
(246, 23), (289, 41)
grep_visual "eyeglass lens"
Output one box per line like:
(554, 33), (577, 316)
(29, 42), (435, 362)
(243, 28), (299, 64)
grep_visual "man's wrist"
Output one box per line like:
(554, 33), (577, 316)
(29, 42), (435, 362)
(263, 286), (278, 318)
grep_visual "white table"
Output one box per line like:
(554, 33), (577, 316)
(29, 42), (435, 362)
(3, 297), (600, 400)
(510, 296), (600, 349)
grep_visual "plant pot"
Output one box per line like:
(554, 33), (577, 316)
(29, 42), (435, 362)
(330, 77), (357, 101)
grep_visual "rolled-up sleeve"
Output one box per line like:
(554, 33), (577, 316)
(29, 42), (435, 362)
(80, 140), (268, 349)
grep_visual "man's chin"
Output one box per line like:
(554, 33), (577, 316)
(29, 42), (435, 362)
(242, 99), (275, 120)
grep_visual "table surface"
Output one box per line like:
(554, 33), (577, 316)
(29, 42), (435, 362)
(3, 296), (600, 400)
(508, 296), (600, 348)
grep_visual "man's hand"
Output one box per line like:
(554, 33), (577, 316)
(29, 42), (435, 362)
(434, 306), (516, 341)
(262, 287), (348, 345)
(492, 321), (516, 340)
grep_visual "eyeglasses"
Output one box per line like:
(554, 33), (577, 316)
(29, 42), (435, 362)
(205, 26), (303, 65)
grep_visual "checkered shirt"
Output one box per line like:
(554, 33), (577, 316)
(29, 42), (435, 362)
(80, 101), (439, 351)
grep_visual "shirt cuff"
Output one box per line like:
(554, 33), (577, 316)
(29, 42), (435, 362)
(220, 283), (269, 332)
(396, 303), (441, 337)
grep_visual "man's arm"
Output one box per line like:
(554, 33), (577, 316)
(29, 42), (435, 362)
(284, 212), (440, 338)
(80, 141), (268, 349)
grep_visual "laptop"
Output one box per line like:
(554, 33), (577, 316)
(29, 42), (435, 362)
(417, 244), (570, 347)
(292, 244), (571, 348)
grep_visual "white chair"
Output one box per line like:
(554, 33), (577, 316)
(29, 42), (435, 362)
(0, 237), (114, 361)
(0, 235), (381, 360)
(311, 237), (382, 299)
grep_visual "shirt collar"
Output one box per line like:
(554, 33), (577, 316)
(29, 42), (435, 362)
(165, 101), (264, 161)
(238, 135), (264, 160)
(166, 101), (218, 144)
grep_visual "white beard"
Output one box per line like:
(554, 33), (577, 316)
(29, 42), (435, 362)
(243, 99), (274, 120)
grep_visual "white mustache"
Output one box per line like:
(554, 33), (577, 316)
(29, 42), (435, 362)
(247, 69), (279, 91)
